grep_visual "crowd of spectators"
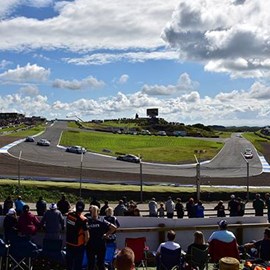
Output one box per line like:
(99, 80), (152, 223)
(1, 193), (270, 270)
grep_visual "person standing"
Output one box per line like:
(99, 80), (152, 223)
(265, 193), (270, 222)
(66, 200), (89, 270)
(100, 200), (109, 216)
(195, 200), (205, 218)
(17, 204), (40, 237)
(85, 205), (116, 270)
(253, 194), (265, 216)
(90, 197), (101, 209)
(40, 203), (64, 239)
(3, 195), (14, 215)
(57, 195), (71, 215)
(114, 200), (127, 216)
(104, 207), (120, 243)
(157, 203), (165, 218)
(3, 208), (18, 242)
(214, 201), (226, 217)
(165, 196), (175, 219)
(14, 196), (25, 216)
(175, 198), (184, 218)
(186, 197), (195, 218)
(148, 197), (158, 217)
(228, 194), (239, 217)
(36, 196), (47, 216)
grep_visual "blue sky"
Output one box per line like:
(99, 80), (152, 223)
(0, 0), (269, 126)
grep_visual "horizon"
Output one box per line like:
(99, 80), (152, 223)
(0, 1), (270, 126)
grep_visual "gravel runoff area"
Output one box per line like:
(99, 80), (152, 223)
(0, 135), (270, 186)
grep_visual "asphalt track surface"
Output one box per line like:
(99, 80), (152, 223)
(0, 121), (269, 186)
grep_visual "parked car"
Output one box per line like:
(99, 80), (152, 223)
(116, 154), (140, 163)
(37, 139), (50, 146)
(157, 131), (167, 136)
(25, 136), (35, 142)
(66, 145), (86, 154)
(244, 148), (253, 159)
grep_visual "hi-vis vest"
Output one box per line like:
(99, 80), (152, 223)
(66, 212), (87, 246)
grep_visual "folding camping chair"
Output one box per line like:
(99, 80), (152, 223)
(37, 239), (66, 267)
(190, 246), (209, 270)
(6, 236), (38, 270)
(159, 247), (182, 270)
(125, 237), (149, 270)
(0, 237), (8, 270)
(104, 242), (117, 270)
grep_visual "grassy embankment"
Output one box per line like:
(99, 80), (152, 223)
(61, 129), (223, 163)
(242, 132), (269, 153)
(8, 124), (45, 137)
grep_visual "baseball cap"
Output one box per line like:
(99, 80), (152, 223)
(218, 219), (228, 229)
(76, 201), (85, 212)
(8, 208), (16, 215)
(49, 203), (57, 210)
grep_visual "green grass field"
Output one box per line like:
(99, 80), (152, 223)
(9, 124), (45, 137)
(61, 130), (223, 163)
(242, 132), (268, 153)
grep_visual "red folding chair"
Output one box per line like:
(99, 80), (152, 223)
(125, 237), (149, 269)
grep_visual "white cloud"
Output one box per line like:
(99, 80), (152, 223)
(1, 79), (270, 126)
(162, 0), (270, 78)
(20, 84), (40, 96)
(52, 76), (105, 90)
(0, 63), (50, 83)
(0, 60), (12, 69)
(0, 0), (179, 52)
(118, 74), (129, 84)
(63, 50), (180, 65)
(141, 73), (199, 96)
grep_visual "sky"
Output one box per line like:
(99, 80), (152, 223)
(0, 0), (270, 126)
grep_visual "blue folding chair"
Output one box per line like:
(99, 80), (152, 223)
(159, 247), (182, 270)
(105, 242), (117, 270)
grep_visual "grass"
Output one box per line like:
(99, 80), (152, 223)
(0, 124), (26, 133)
(60, 130), (223, 163)
(8, 124), (45, 137)
(242, 132), (268, 153)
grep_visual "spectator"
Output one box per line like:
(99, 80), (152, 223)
(156, 229), (181, 270)
(125, 202), (137, 216)
(115, 247), (135, 270)
(57, 195), (71, 215)
(104, 207), (120, 243)
(15, 196), (25, 216)
(90, 196), (101, 209)
(195, 200), (205, 218)
(133, 207), (141, 216)
(175, 198), (184, 219)
(122, 196), (129, 208)
(214, 200), (226, 217)
(3, 195), (14, 215)
(36, 196), (47, 216)
(244, 228), (270, 261)
(157, 202), (165, 218)
(3, 208), (18, 242)
(114, 200), (127, 216)
(208, 219), (237, 243)
(66, 200), (89, 270)
(265, 193), (270, 222)
(40, 203), (64, 239)
(100, 200), (109, 216)
(85, 205), (116, 270)
(17, 204), (40, 237)
(165, 196), (175, 219)
(148, 197), (158, 217)
(186, 197), (195, 218)
(237, 197), (247, 216)
(228, 194), (239, 217)
(185, 231), (208, 269)
(253, 194), (265, 216)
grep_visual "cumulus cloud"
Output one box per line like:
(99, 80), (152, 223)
(20, 84), (40, 96)
(1, 80), (270, 125)
(162, 0), (270, 78)
(0, 63), (50, 83)
(0, 0), (179, 51)
(0, 60), (12, 69)
(141, 73), (199, 96)
(52, 76), (105, 90)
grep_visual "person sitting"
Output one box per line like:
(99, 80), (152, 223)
(148, 197), (158, 217)
(115, 247), (135, 270)
(57, 195), (71, 215)
(17, 204), (41, 238)
(214, 200), (226, 217)
(156, 230), (181, 270)
(185, 231), (208, 269)
(243, 228), (270, 261)
(195, 200), (205, 218)
(114, 200), (127, 216)
(208, 220), (239, 262)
